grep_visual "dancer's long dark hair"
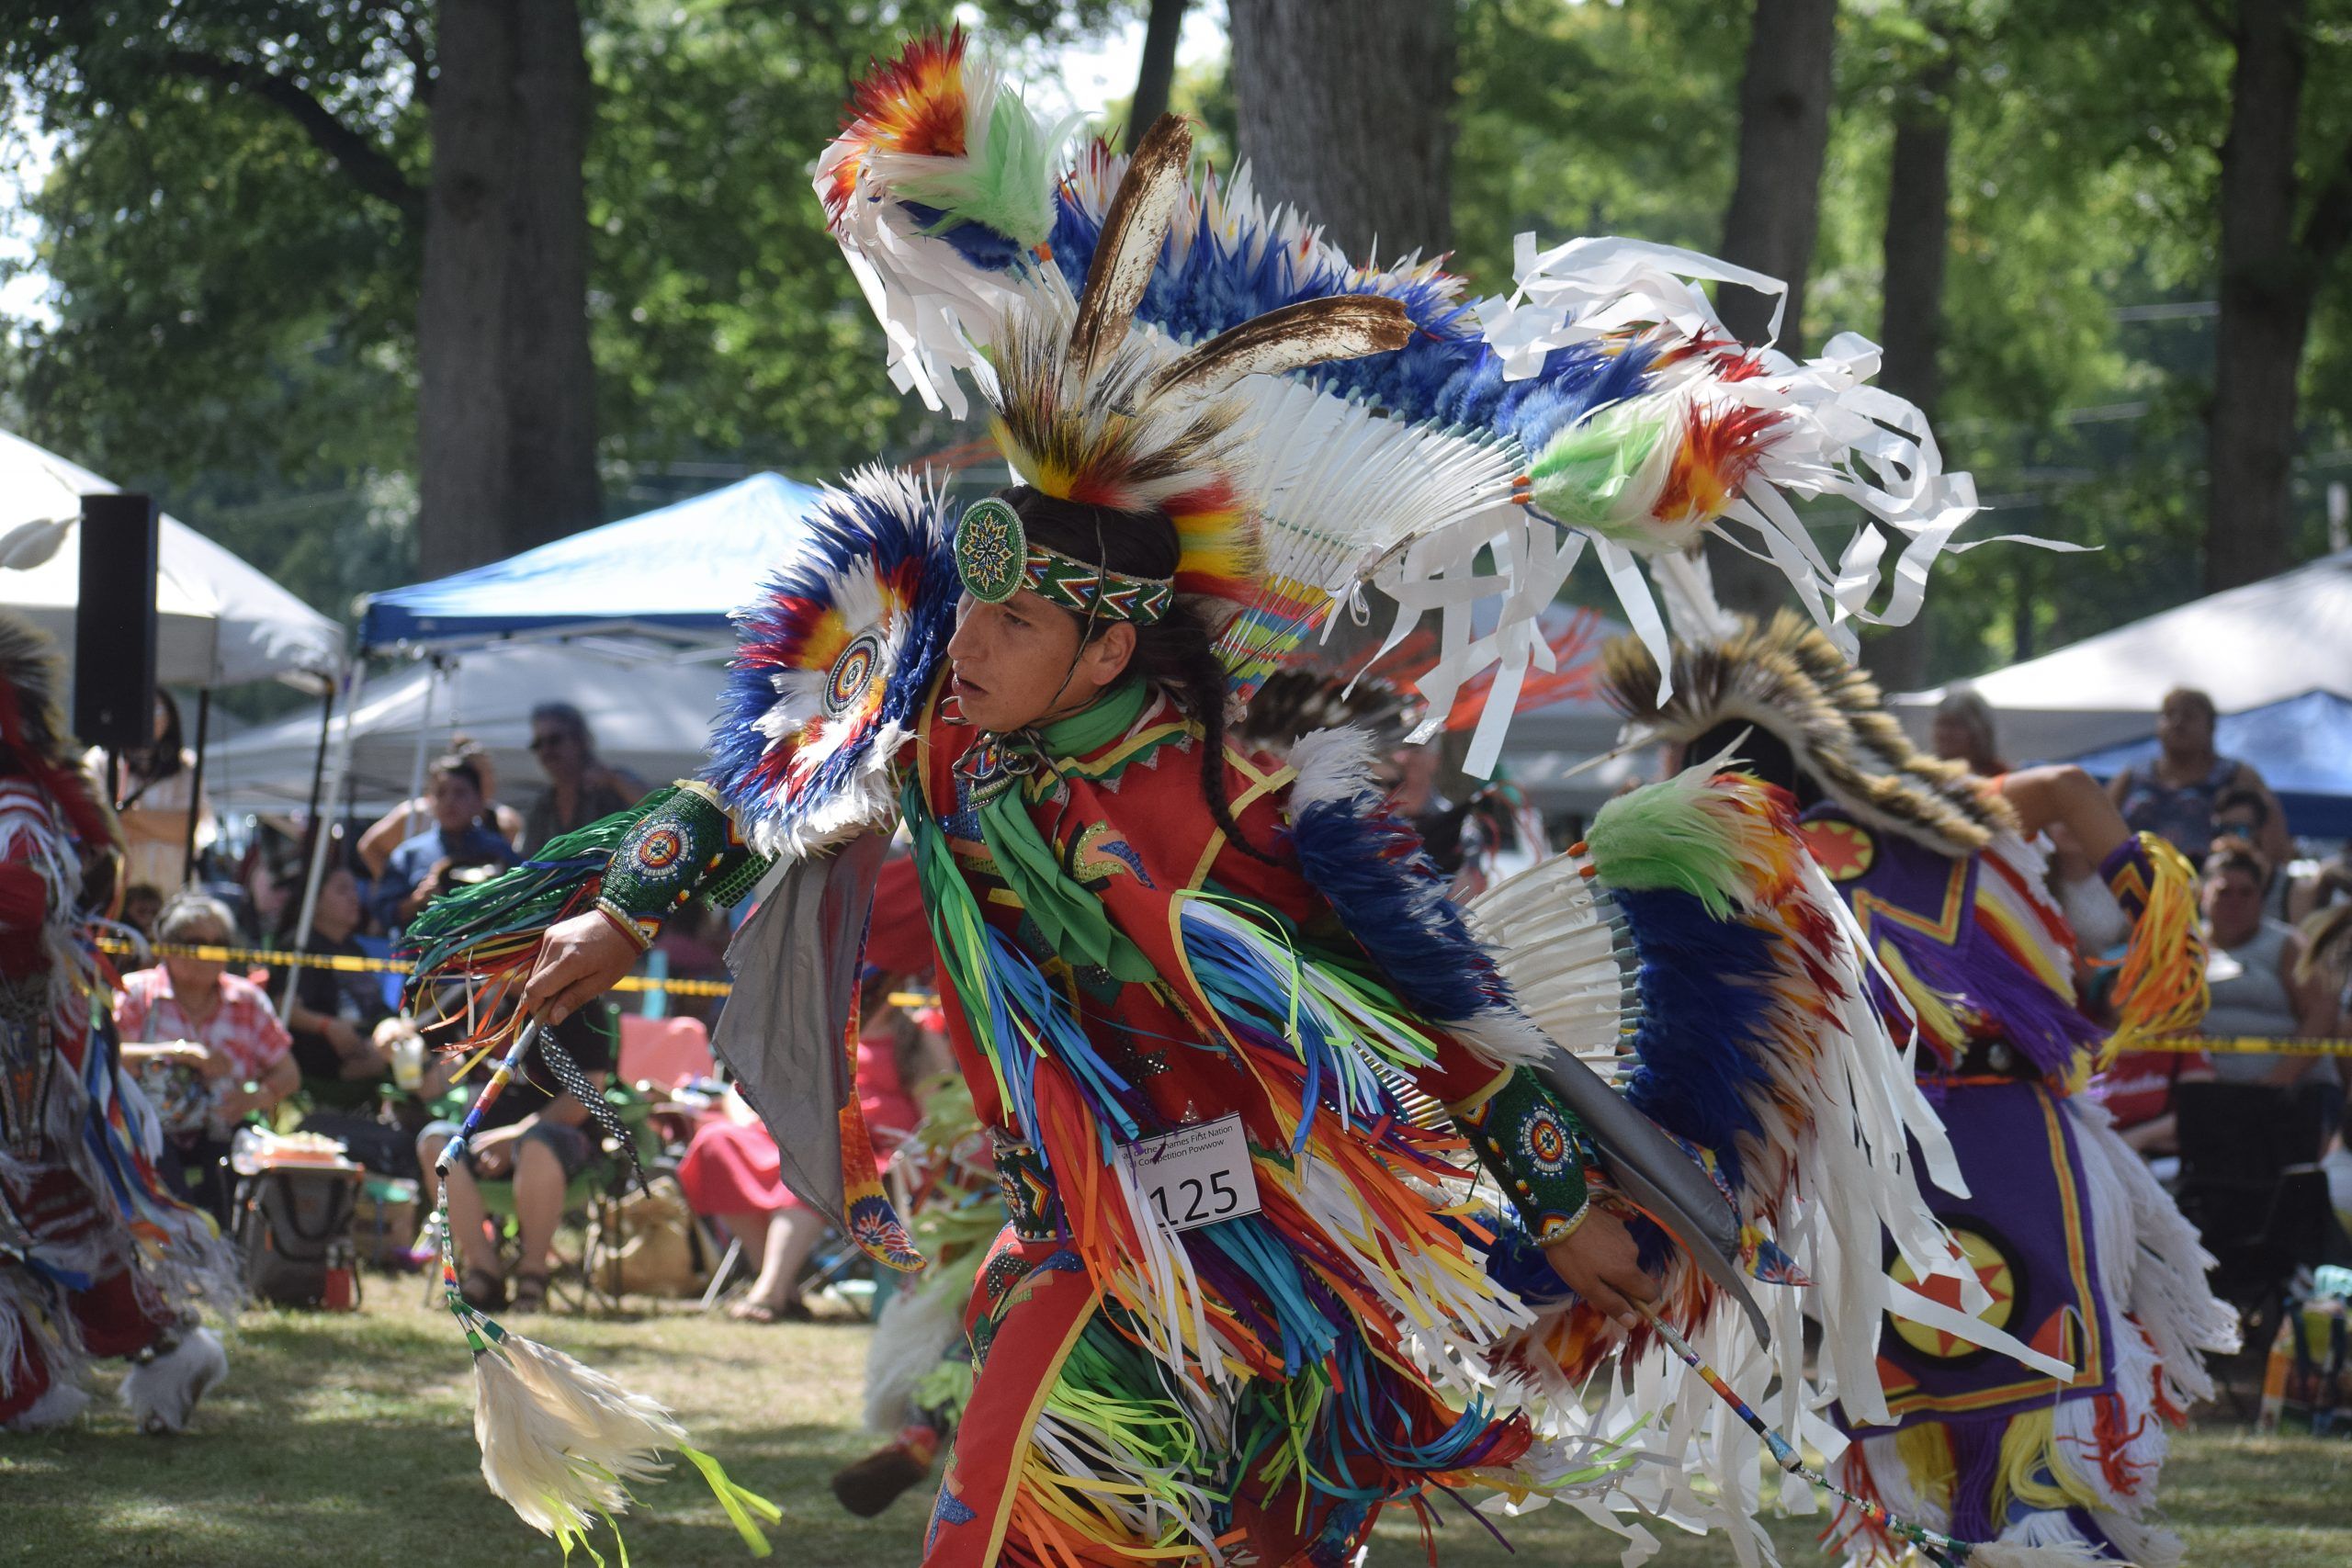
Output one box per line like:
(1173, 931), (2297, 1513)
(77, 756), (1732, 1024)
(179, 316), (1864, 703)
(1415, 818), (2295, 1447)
(1008, 488), (1272, 863)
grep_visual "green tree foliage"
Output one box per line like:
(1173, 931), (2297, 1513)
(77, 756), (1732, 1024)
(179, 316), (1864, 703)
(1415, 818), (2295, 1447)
(0, 6), (425, 621)
(0, 1), (1130, 622)
(1451, 0), (2344, 682)
(4, 1), (2345, 693)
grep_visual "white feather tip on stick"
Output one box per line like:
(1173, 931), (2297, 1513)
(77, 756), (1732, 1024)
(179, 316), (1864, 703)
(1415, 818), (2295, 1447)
(469, 1329), (779, 1555)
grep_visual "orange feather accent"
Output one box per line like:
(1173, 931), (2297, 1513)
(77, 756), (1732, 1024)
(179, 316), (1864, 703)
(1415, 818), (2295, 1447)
(821, 28), (969, 227)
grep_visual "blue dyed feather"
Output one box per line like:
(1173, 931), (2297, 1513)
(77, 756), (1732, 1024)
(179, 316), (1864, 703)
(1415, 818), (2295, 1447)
(1613, 886), (1780, 1195)
(1286, 787), (1523, 1038)
(1042, 176), (1656, 466)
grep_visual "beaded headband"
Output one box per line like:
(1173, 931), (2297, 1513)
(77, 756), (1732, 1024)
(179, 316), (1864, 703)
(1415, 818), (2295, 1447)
(954, 497), (1175, 626)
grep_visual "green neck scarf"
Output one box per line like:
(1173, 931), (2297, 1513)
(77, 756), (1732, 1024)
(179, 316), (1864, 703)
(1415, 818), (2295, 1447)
(972, 680), (1156, 983)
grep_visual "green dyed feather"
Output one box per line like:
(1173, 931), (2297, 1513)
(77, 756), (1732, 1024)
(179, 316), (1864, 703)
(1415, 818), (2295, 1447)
(403, 785), (680, 981)
(1585, 769), (1750, 919)
(1525, 400), (1673, 536)
(896, 85), (1062, 248)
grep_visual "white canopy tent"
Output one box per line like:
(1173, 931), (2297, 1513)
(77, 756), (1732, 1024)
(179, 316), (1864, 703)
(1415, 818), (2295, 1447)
(0, 430), (343, 688)
(205, 638), (727, 818)
(1893, 548), (2352, 762)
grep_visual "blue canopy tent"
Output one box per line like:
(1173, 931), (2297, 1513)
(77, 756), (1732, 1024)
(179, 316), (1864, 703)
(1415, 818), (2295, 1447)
(2070, 690), (2352, 839)
(359, 472), (825, 650)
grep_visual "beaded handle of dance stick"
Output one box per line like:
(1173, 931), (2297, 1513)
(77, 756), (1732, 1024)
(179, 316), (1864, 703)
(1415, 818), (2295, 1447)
(1633, 1302), (1977, 1568)
(435, 1018), (547, 1335)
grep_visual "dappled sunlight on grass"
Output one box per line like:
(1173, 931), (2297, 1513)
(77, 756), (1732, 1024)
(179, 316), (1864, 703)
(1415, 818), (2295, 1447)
(2, 1289), (2346, 1566)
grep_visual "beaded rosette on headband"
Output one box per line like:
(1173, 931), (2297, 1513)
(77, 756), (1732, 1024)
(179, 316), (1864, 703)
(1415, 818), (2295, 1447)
(954, 495), (1175, 624)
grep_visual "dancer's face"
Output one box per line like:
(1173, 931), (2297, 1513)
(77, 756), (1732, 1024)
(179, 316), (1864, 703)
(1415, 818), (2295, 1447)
(946, 591), (1134, 733)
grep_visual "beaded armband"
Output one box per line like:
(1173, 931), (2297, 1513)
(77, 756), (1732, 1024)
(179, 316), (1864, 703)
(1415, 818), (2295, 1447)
(2094, 829), (2209, 1060)
(2099, 833), (2158, 922)
(596, 781), (772, 948)
(1451, 1067), (1591, 1244)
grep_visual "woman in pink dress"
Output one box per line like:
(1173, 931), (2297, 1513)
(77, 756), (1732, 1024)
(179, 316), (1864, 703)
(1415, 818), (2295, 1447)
(678, 969), (938, 1320)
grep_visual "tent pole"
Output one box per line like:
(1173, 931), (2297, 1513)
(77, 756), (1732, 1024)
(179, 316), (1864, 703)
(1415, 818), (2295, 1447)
(280, 660), (360, 1011)
(181, 688), (210, 886)
(398, 657), (445, 843)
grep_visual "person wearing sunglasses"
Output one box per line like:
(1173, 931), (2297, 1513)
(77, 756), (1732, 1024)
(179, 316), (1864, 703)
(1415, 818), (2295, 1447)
(519, 703), (643, 853)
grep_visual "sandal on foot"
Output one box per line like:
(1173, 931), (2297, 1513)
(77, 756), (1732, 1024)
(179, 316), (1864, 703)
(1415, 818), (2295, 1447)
(459, 1266), (506, 1313)
(510, 1269), (551, 1314)
(727, 1296), (809, 1325)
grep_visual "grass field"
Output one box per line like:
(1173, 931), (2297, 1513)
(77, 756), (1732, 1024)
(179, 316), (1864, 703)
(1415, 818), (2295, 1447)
(3, 1287), (2346, 1567)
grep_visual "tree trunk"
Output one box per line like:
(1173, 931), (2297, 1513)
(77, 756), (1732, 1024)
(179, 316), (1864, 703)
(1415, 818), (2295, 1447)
(415, 0), (601, 577)
(1716, 0), (1838, 349)
(1862, 44), (1955, 692)
(1126, 0), (1187, 153)
(1707, 0), (1838, 615)
(1228, 0), (1456, 262)
(2208, 0), (2311, 593)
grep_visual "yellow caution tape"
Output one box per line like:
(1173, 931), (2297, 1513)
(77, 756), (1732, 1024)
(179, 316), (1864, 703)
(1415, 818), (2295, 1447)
(2136, 1034), (2352, 1057)
(96, 938), (941, 1011)
(98, 937), (733, 998)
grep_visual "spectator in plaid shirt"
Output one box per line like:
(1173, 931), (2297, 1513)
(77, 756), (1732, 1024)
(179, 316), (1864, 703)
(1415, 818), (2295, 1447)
(115, 892), (296, 1223)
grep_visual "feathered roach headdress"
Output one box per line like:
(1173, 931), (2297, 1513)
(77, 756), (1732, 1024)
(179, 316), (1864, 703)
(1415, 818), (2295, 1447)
(1600, 610), (2013, 856)
(953, 114), (1412, 632)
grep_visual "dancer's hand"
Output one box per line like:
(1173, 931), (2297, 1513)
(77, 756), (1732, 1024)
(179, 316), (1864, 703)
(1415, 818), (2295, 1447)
(1541, 1208), (1659, 1330)
(521, 911), (639, 1024)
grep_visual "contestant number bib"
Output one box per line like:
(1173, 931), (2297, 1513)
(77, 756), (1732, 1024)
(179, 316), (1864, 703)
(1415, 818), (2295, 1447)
(1123, 1114), (1261, 1233)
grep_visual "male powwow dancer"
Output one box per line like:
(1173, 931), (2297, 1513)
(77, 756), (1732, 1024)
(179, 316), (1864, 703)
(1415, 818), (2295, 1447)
(397, 32), (2106, 1567)
(1604, 614), (2237, 1565)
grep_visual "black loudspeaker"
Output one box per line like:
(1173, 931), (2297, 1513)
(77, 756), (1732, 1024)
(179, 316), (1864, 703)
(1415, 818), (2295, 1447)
(73, 492), (161, 750)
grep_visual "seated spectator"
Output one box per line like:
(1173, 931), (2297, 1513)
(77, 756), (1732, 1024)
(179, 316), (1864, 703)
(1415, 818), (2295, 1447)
(373, 754), (518, 932)
(521, 703), (644, 853)
(2214, 785), (2271, 846)
(2109, 686), (2291, 867)
(122, 880), (164, 938)
(113, 892), (297, 1223)
(240, 850), (297, 945)
(356, 736), (524, 876)
(118, 880), (164, 972)
(2288, 846), (2352, 925)
(677, 973), (937, 1322)
(272, 864), (427, 1178)
(419, 1002), (617, 1314)
(1930, 686), (2009, 778)
(2202, 842), (2344, 1145)
(2090, 1044), (2215, 1165)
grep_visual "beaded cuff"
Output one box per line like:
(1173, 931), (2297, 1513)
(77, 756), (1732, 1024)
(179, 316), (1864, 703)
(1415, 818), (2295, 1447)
(2099, 833), (2157, 921)
(2094, 829), (2210, 1062)
(990, 1131), (1064, 1242)
(597, 782), (772, 945)
(1452, 1067), (1591, 1244)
